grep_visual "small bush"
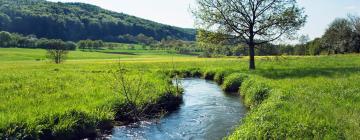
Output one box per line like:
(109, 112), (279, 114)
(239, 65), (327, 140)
(222, 73), (249, 92)
(240, 78), (271, 108)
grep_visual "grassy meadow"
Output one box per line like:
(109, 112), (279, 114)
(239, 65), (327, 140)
(0, 47), (360, 139)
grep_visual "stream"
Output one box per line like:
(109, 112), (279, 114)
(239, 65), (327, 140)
(110, 78), (247, 140)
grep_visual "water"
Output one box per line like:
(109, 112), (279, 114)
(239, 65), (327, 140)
(111, 79), (247, 140)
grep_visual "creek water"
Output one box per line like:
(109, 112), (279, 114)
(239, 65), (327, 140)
(110, 79), (247, 140)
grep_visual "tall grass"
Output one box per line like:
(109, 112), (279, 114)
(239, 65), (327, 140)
(0, 63), (181, 139)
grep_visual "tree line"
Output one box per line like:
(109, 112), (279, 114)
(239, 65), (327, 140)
(0, 31), (76, 50)
(275, 15), (360, 56)
(197, 15), (360, 57)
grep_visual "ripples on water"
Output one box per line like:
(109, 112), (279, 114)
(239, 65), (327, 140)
(111, 79), (247, 140)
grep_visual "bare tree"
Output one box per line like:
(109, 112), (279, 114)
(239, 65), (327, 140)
(193, 0), (307, 69)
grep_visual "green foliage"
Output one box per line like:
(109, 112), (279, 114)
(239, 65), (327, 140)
(307, 38), (323, 55)
(0, 31), (77, 50)
(322, 18), (354, 54)
(222, 73), (248, 92)
(78, 40), (104, 50)
(0, 31), (12, 47)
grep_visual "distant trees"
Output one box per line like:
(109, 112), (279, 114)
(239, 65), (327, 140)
(291, 15), (360, 55)
(349, 15), (360, 53)
(78, 40), (104, 51)
(193, 0), (307, 70)
(197, 13), (360, 57)
(322, 18), (354, 54)
(0, 31), (12, 47)
(46, 40), (71, 64)
(0, 31), (77, 50)
(199, 44), (247, 57)
(306, 38), (322, 55)
(118, 34), (157, 45)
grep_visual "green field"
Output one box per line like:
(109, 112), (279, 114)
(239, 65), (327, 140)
(0, 48), (191, 61)
(1, 48), (360, 139)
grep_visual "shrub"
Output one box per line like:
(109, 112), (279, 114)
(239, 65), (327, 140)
(222, 73), (249, 92)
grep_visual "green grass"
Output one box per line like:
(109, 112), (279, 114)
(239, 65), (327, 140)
(1, 48), (360, 139)
(222, 73), (249, 92)
(0, 63), (181, 139)
(0, 48), (187, 139)
(228, 75), (360, 139)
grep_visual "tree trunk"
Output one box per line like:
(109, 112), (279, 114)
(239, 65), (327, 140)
(249, 43), (256, 70)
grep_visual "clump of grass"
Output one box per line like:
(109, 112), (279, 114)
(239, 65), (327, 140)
(161, 68), (202, 78)
(214, 70), (229, 84)
(240, 77), (271, 109)
(222, 73), (249, 92)
(1, 109), (114, 140)
(188, 68), (202, 77)
(203, 70), (216, 80)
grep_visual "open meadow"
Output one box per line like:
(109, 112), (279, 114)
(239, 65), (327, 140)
(1, 48), (360, 139)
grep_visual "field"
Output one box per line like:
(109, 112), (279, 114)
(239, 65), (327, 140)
(0, 48), (360, 139)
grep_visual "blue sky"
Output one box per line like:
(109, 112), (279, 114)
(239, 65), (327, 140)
(49, 0), (360, 40)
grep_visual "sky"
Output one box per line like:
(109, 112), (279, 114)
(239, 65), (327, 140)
(48, 0), (360, 40)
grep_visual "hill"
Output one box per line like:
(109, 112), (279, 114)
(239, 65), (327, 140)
(0, 0), (196, 43)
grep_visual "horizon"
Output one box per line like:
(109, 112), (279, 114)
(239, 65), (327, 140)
(49, 0), (360, 41)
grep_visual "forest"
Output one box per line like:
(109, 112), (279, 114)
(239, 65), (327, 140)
(0, 0), (195, 43)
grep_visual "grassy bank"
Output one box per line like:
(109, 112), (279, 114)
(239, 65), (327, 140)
(1, 48), (360, 139)
(0, 57), (183, 139)
(157, 54), (360, 139)
(228, 75), (360, 139)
